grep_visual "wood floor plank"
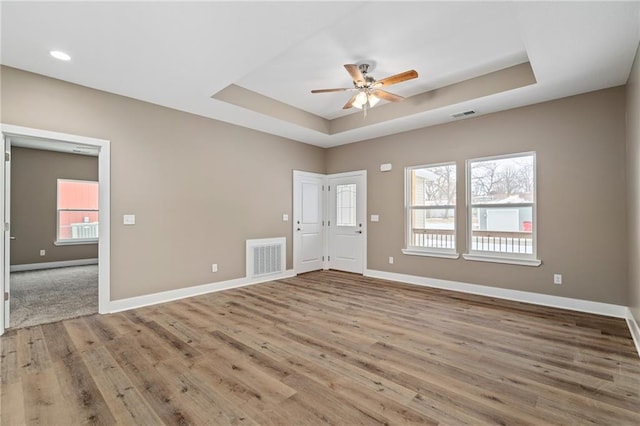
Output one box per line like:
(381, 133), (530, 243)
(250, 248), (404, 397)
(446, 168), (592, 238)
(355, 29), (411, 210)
(158, 356), (277, 425)
(80, 345), (163, 424)
(1, 331), (20, 385)
(40, 322), (115, 425)
(105, 341), (203, 425)
(2, 270), (639, 424)
(63, 317), (101, 353)
(20, 368), (69, 425)
(1, 380), (26, 425)
(16, 327), (51, 375)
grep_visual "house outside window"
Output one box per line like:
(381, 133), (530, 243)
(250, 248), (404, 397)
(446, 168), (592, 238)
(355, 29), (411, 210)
(464, 152), (541, 266)
(56, 179), (99, 245)
(403, 162), (458, 259)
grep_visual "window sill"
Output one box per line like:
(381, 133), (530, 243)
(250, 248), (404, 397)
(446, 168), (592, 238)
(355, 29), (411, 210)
(462, 253), (541, 267)
(402, 249), (460, 260)
(54, 239), (98, 246)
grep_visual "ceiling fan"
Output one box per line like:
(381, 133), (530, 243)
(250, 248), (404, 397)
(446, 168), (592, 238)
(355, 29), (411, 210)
(311, 63), (418, 113)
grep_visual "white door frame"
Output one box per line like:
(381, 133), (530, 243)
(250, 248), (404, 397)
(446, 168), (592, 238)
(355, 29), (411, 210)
(292, 169), (367, 275)
(0, 124), (111, 335)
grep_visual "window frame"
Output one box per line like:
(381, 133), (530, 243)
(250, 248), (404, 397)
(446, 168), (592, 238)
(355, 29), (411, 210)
(55, 178), (99, 246)
(402, 161), (459, 259)
(463, 152), (541, 266)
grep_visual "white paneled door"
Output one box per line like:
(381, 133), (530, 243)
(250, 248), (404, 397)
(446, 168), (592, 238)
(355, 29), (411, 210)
(293, 170), (366, 275)
(293, 171), (325, 273)
(328, 171), (366, 274)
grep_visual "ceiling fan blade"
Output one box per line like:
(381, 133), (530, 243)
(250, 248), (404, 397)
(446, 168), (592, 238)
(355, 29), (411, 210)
(371, 89), (405, 103)
(344, 64), (365, 85)
(343, 94), (358, 109)
(311, 88), (351, 94)
(374, 70), (418, 87)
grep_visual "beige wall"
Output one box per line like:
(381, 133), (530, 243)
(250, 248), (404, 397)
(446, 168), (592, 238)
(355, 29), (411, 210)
(327, 87), (628, 305)
(1, 65), (631, 306)
(627, 42), (640, 321)
(1, 66), (325, 300)
(10, 147), (99, 265)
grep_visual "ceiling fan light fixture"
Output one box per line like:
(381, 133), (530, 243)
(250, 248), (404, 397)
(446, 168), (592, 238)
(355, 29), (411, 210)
(368, 93), (380, 107)
(353, 91), (368, 109)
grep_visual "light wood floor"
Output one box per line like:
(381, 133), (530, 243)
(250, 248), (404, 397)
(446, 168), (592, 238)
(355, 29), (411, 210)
(1, 270), (639, 425)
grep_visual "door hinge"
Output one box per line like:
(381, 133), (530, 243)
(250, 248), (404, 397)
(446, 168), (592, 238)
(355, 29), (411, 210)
(322, 185), (324, 191)
(322, 256), (325, 261)
(4, 223), (8, 232)
(328, 220), (330, 226)
(328, 185), (330, 191)
(4, 292), (8, 301)
(328, 256), (330, 261)
(4, 152), (9, 162)
(322, 220), (324, 226)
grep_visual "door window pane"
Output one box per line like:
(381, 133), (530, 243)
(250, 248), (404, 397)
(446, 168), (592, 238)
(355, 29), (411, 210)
(336, 184), (356, 227)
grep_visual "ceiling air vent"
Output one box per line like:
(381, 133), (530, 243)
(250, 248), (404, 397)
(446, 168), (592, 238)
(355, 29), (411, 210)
(451, 109), (476, 119)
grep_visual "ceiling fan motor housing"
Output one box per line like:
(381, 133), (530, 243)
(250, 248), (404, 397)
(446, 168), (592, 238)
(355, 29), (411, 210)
(357, 64), (375, 87)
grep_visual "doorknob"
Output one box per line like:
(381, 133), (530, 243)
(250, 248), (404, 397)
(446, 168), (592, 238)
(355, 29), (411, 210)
(297, 228), (302, 231)
(10, 236), (16, 240)
(356, 230), (362, 234)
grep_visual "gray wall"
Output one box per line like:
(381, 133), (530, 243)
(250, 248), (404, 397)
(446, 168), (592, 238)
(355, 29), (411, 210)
(326, 87), (628, 305)
(10, 147), (99, 265)
(627, 42), (640, 322)
(1, 66), (325, 300)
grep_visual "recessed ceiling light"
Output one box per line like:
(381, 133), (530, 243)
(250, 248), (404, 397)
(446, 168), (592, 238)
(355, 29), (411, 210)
(50, 50), (71, 61)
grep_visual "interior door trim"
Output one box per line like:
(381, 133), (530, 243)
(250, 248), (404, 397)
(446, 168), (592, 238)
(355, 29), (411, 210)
(0, 124), (111, 335)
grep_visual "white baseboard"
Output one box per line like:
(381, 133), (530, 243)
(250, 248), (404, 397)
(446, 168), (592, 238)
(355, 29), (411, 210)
(627, 308), (640, 358)
(106, 269), (296, 313)
(11, 258), (99, 272)
(364, 269), (627, 319)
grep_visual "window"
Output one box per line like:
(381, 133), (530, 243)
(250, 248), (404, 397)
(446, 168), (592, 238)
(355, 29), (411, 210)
(464, 152), (540, 266)
(56, 179), (99, 245)
(403, 162), (458, 258)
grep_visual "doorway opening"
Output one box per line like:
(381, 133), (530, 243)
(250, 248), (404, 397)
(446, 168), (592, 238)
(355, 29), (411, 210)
(0, 124), (111, 335)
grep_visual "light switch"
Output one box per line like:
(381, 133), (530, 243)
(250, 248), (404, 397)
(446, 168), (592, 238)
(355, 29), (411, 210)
(123, 214), (136, 225)
(371, 214), (379, 222)
(282, 214), (289, 222)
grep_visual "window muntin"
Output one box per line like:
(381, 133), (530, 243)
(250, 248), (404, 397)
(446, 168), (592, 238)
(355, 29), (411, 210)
(405, 163), (456, 254)
(467, 153), (536, 259)
(57, 179), (99, 243)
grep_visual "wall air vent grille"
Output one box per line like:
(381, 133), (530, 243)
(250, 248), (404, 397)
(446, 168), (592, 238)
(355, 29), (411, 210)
(246, 237), (286, 279)
(451, 109), (477, 118)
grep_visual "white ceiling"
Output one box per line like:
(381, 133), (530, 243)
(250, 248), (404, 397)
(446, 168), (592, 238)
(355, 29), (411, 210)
(2, 1), (639, 148)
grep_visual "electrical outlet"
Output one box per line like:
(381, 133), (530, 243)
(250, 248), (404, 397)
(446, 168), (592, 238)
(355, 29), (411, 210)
(212, 264), (218, 273)
(553, 274), (562, 285)
(389, 256), (394, 264)
(39, 249), (46, 256)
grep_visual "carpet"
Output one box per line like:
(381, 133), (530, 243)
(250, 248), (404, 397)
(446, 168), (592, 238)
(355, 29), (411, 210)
(9, 265), (98, 329)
